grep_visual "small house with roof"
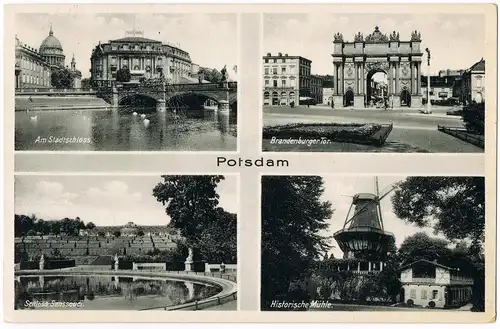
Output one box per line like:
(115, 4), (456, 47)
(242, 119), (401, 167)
(399, 259), (474, 308)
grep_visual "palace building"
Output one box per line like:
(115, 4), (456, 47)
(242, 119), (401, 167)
(15, 25), (82, 89)
(263, 52), (312, 106)
(90, 30), (196, 87)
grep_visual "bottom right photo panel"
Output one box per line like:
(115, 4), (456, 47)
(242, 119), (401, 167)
(261, 175), (485, 313)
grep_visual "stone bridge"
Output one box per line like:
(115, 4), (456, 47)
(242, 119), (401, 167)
(98, 81), (237, 112)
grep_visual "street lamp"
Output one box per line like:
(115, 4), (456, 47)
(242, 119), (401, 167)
(425, 48), (432, 114)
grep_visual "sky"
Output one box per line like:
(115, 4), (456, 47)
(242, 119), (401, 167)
(16, 13), (238, 80)
(14, 175), (238, 227)
(264, 13), (485, 76)
(319, 176), (446, 259)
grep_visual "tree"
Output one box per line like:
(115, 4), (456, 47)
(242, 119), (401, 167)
(261, 176), (333, 310)
(116, 67), (131, 83)
(462, 102), (485, 135)
(51, 68), (73, 89)
(81, 78), (91, 90)
(197, 67), (223, 83)
(392, 177), (486, 312)
(391, 177), (485, 248)
(197, 208), (237, 263)
(398, 232), (452, 266)
(86, 222), (96, 230)
(97, 231), (105, 237)
(152, 175), (224, 248)
(137, 230), (145, 237)
(113, 230), (121, 238)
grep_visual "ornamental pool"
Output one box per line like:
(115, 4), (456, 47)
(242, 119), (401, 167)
(14, 274), (222, 310)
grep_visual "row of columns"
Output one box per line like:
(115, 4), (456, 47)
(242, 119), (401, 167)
(336, 261), (385, 272)
(333, 60), (422, 97)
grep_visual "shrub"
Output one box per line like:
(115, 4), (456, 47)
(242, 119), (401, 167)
(428, 301), (436, 308)
(406, 299), (414, 307)
(462, 102), (485, 135)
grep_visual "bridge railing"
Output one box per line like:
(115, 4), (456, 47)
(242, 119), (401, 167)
(112, 81), (237, 94)
(16, 88), (95, 93)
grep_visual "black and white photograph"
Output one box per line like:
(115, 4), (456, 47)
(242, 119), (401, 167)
(14, 175), (238, 310)
(262, 14), (486, 153)
(14, 13), (238, 151)
(261, 175), (485, 312)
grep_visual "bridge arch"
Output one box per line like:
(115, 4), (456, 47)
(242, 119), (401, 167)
(166, 91), (228, 110)
(118, 93), (159, 111)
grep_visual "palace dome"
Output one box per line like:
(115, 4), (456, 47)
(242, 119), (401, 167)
(39, 26), (64, 54)
(121, 221), (139, 235)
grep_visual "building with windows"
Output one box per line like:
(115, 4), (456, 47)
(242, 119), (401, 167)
(399, 259), (474, 309)
(438, 69), (465, 78)
(15, 36), (52, 89)
(421, 75), (456, 103)
(90, 30), (194, 87)
(262, 52), (311, 106)
(460, 58), (485, 104)
(311, 75), (324, 104)
(15, 25), (82, 89)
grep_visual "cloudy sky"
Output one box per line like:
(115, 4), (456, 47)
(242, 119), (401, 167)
(15, 175), (238, 227)
(264, 13), (485, 75)
(16, 13), (238, 79)
(319, 176), (445, 259)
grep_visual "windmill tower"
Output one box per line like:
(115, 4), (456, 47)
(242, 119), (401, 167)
(333, 177), (396, 271)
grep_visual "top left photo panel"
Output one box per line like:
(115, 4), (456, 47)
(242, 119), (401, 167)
(13, 12), (238, 152)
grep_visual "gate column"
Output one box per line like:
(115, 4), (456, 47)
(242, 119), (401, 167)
(390, 56), (401, 107)
(353, 56), (365, 108)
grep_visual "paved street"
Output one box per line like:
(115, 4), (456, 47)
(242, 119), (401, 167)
(263, 106), (483, 153)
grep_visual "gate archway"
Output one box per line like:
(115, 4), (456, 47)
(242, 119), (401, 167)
(400, 88), (411, 107)
(332, 26), (423, 108)
(344, 89), (354, 107)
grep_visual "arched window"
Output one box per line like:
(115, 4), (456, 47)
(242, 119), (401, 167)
(280, 91), (288, 105)
(263, 92), (270, 105)
(272, 91), (279, 106)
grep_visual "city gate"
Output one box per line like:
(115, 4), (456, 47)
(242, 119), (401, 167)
(331, 26), (423, 108)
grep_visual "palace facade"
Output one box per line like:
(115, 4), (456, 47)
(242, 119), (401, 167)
(15, 25), (82, 89)
(90, 31), (195, 87)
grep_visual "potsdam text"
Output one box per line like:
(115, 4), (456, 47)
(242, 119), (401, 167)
(217, 157), (289, 167)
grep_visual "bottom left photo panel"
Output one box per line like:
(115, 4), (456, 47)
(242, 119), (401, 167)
(13, 174), (238, 311)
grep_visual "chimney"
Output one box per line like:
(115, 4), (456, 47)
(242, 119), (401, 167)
(278, 52), (282, 57)
(266, 52), (271, 56)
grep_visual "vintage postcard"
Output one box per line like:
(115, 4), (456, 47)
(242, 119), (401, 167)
(3, 2), (496, 324)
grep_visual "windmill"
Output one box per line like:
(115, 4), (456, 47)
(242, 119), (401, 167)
(333, 177), (397, 262)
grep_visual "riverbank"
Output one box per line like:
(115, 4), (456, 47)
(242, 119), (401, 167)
(15, 96), (110, 111)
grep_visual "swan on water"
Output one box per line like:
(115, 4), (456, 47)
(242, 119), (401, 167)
(140, 114), (146, 119)
(30, 116), (38, 120)
(132, 112), (138, 116)
(143, 118), (150, 126)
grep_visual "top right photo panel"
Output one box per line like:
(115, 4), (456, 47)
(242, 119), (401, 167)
(262, 13), (487, 153)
